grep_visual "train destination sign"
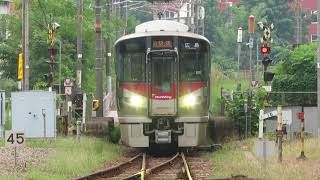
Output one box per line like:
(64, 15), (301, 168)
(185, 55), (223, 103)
(184, 42), (200, 50)
(152, 40), (173, 49)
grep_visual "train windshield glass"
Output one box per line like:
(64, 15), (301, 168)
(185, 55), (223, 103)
(119, 38), (146, 82)
(151, 55), (174, 93)
(179, 38), (209, 82)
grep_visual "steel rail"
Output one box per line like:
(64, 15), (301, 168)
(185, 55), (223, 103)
(181, 152), (193, 180)
(145, 152), (180, 176)
(122, 152), (146, 180)
(141, 153), (146, 180)
(74, 153), (142, 180)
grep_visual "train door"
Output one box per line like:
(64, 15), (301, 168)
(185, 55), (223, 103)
(148, 52), (177, 116)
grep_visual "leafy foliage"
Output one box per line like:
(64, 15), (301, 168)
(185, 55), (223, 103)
(271, 43), (317, 105)
(0, 0), (140, 95)
(224, 88), (265, 136)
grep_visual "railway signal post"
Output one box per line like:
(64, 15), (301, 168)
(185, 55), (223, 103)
(247, 15), (255, 136)
(237, 27), (243, 77)
(257, 21), (281, 163)
(47, 19), (60, 91)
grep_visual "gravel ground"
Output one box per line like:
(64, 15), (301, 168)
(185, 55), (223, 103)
(0, 146), (52, 178)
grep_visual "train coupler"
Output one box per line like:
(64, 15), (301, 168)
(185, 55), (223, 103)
(155, 130), (172, 144)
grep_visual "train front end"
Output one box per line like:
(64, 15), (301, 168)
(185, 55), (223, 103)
(115, 20), (210, 148)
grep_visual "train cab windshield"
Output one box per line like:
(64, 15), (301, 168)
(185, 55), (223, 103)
(179, 51), (207, 82)
(118, 38), (146, 82)
(179, 37), (209, 82)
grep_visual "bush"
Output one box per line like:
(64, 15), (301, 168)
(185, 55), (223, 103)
(224, 88), (265, 137)
(109, 126), (121, 144)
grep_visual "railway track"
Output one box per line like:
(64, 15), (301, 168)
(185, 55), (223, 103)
(74, 152), (197, 180)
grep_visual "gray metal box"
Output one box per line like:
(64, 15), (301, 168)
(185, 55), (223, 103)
(11, 91), (56, 138)
(0, 90), (5, 138)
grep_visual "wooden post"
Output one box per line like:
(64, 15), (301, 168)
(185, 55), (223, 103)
(277, 106), (283, 162)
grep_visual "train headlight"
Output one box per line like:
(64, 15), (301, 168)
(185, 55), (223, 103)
(129, 95), (143, 107)
(183, 95), (196, 107)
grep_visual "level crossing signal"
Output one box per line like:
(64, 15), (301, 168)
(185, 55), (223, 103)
(264, 72), (275, 81)
(258, 21), (275, 82)
(261, 46), (270, 55)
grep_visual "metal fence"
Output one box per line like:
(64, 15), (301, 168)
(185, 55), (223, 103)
(268, 92), (317, 106)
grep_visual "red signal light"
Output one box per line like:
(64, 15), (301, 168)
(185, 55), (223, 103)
(261, 46), (270, 55)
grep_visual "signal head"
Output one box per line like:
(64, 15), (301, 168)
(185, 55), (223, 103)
(264, 72), (275, 81)
(260, 46), (270, 55)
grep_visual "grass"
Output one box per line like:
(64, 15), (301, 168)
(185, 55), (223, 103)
(211, 137), (320, 180)
(4, 106), (11, 131)
(209, 64), (251, 114)
(0, 136), (122, 180)
(210, 76), (248, 114)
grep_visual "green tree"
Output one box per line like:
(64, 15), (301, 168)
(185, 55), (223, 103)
(271, 43), (317, 105)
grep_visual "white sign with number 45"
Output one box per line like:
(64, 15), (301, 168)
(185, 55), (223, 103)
(5, 130), (26, 147)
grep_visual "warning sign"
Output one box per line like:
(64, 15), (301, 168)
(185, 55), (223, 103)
(251, 81), (259, 88)
(18, 53), (23, 80)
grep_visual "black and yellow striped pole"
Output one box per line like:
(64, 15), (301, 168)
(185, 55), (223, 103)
(297, 106), (307, 160)
(47, 21), (58, 91)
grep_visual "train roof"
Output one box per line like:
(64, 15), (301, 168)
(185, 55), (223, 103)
(115, 31), (210, 45)
(115, 20), (210, 45)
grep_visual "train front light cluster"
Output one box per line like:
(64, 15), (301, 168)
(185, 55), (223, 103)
(129, 95), (143, 107)
(182, 95), (197, 107)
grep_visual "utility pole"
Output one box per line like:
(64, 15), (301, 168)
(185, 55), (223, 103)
(106, 0), (112, 95)
(95, 0), (103, 117)
(58, 40), (62, 94)
(195, 0), (199, 34)
(199, 0), (205, 35)
(178, 8), (181, 23)
(187, 1), (191, 30)
(116, 0), (120, 39)
(295, 0), (302, 47)
(124, 0), (128, 35)
(76, 0), (84, 92)
(317, 0), (320, 137)
(256, 38), (259, 78)
(191, 0), (195, 33)
(22, 0), (29, 90)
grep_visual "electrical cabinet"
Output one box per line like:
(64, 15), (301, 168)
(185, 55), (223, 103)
(11, 91), (56, 138)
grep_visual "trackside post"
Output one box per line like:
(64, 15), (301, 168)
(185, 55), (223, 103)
(297, 106), (307, 160)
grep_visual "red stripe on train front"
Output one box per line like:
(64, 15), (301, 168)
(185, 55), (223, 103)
(120, 82), (206, 98)
(119, 83), (147, 96)
(179, 82), (206, 96)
